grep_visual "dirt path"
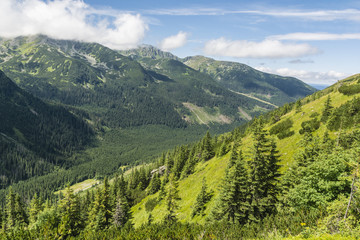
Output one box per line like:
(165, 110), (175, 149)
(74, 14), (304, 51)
(238, 107), (252, 121)
(230, 90), (278, 108)
(182, 102), (209, 126)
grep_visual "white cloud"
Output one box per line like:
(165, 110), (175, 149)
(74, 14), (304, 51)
(255, 66), (349, 85)
(145, 8), (360, 21)
(203, 38), (319, 59)
(242, 9), (360, 21)
(269, 32), (360, 41)
(145, 8), (222, 16)
(159, 31), (189, 51)
(0, 0), (148, 49)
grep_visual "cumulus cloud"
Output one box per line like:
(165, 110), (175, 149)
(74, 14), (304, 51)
(0, 0), (148, 49)
(203, 38), (319, 59)
(269, 32), (360, 41)
(255, 66), (349, 84)
(159, 31), (189, 51)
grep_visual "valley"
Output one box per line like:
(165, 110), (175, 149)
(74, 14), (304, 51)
(1, 35), (356, 240)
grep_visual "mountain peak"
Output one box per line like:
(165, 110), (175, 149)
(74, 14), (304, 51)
(120, 45), (180, 61)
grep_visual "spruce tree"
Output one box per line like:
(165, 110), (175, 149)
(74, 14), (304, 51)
(164, 175), (180, 222)
(201, 131), (215, 161)
(191, 178), (212, 218)
(295, 99), (302, 113)
(5, 187), (16, 230)
(5, 187), (28, 229)
(248, 119), (281, 222)
(29, 193), (43, 225)
(58, 185), (82, 239)
(158, 179), (167, 202)
(88, 177), (112, 231)
(211, 150), (249, 224)
(321, 95), (333, 122)
(148, 173), (161, 195)
(113, 196), (131, 229)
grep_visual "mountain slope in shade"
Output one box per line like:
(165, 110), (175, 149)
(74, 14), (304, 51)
(0, 70), (93, 188)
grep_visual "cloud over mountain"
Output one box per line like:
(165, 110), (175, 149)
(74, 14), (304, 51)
(159, 31), (189, 51)
(204, 38), (319, 59)
(0, 0), (148, 49)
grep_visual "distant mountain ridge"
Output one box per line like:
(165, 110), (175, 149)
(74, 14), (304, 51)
(121, 45), (316, 107)
(0, 35), (315, 129)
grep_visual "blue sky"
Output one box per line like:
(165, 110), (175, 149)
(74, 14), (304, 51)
(1, 0), (359, 85)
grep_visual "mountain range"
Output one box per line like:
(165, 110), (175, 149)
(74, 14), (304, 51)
(0, 35), (315, 192)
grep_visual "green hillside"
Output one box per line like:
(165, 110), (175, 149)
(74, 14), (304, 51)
(1, 71), (359, 239)
(183, 55), (316, 106)
(128, 73), (360, 236)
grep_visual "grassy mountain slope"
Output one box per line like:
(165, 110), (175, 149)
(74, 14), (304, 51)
(134, 57), (275, 124)
(0, 70), (93, 188)
(0, 35), (186, 128)
(183, 55), (316, 106)
(131, 73), (360, 227)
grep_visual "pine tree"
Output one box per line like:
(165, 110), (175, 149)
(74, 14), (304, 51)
(181, 145), (197, 178)
(201, 131), (215, 161)
(29, 193), (43, 225)
(147, 213), (153, 225)
(191, 178), (212, 218)
(158, 179), (167, 202)
(321, 95), (333, 122)
(148, 173), (161, 195)
(248, 120), (281, 222)
(295, 99), (302, 113)
(164, 175), (180, 222)
(211, 150), (249, 224)
(113, 196), (131, 229)
(5, 187), (16, 230)
(5, 187), (28, 229)
(58, 185), (82, 239)
(88, 177), (112, 231)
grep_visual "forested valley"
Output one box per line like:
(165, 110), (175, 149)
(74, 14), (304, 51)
(1, 73), (360, 239)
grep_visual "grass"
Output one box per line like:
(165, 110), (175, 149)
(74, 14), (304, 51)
(54, 179), (100, 195)
(131, 152), (230, 227)
(183, 102), (232, 125)
(131, 78), (360, 227)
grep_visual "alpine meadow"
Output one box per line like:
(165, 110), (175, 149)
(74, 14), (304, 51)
(0, 0), (359, 239)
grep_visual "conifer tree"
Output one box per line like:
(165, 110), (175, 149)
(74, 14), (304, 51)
(58, 185), (82, 239)
(191, 178), (212, 218)
(201, 131), (215, 161)
(248, 119), (281, 222)
(164, 175), (180, 222)
(295, 99), (302, 113)
(181, 146), (197, 178)
(5, 187), (16, 230)
(148, 173), (161, 195)
(158, 179), (167, 202)
(88, 177), (112, 231)
(113, 196), (130, 229)
(321, 95), (333, 122)
(5, 187), (28, 229)
(147, 213), (153, 225)
(29, 193), (43, 225)
(211, 150), (249, 224)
